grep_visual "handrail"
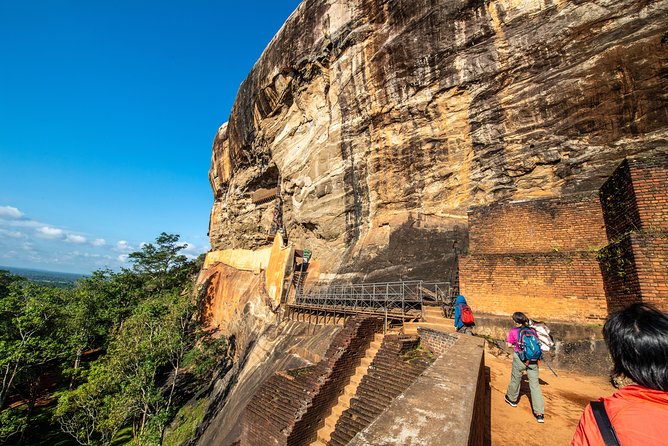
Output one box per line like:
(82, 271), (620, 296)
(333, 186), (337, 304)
(293, 280), (452, 319)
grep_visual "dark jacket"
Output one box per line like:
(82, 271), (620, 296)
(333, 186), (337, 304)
(453, 295), (472, 329)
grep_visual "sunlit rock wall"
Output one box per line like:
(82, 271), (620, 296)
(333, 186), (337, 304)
(199, 234), (293, 335)
(209, 0), (668, 281)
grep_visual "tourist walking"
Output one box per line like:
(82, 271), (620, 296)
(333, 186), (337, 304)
(504, 311), (545, 423)
(453, 295), (475, 334)
(571, 303), (668, 445)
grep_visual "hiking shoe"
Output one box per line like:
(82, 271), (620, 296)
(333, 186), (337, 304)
(504, 395), (518, 407)
(535, 414), (544, 423)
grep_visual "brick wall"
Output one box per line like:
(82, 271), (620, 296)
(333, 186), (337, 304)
(632, 234), (668, 311)
(418, 327), (458, 355)
(599, 159), (640, 241)
(600, 154), (668, 240)
(239, 316), (382, 446)
(468, 193), (607, 254)
(599, 154), (668, 312)
(459, 252), (608, 323)
(601, 233), (668, 313)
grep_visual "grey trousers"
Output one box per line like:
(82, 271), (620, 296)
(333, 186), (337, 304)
(506, 353), (545, 415)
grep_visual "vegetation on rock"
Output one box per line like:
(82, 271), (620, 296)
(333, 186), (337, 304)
(0, 233), (226, 446)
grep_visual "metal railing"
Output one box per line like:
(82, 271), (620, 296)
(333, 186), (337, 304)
(292, 280), (451, 320)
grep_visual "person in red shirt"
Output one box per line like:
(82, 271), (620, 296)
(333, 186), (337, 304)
(571, 303), (668, 445)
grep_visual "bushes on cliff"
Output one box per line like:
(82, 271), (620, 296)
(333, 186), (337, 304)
(55, 289), (198, 445)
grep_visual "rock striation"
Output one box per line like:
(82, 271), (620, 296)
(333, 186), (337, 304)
(208, 0), (668, 282)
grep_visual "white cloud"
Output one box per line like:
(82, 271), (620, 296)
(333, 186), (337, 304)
(0, 228), (25, 238)
(116, 240), (131, 251)
(0, 206), (24, 219)
(36, 226), (64, 239)
(117, 254), (129, 263)
(65, 234), (87, 244)
(92, 238), (106, 247)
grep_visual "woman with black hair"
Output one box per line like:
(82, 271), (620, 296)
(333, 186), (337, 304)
(504, 311), (545, 423)
(571, 303), (668, 445)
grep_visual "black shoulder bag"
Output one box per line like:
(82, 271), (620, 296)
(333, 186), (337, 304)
(590, 401), (621, 446)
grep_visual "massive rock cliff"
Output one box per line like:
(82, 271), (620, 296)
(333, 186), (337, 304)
(209, 0), (668, 282)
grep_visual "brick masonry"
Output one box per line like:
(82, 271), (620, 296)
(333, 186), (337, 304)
(598, 153), (668, 312)
(600, 232), (668, 313)
(239, 316), (383, 446)
(460, 252), (608, 323)
(417, 327), (458, 355)
(460, 153), (668, 325)
(468, 192), (607, 254)
(328, 335), (433, 446)
(599, 153), (668, 241)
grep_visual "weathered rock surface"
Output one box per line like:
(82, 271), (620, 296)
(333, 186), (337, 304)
(209, 0), (668, 281)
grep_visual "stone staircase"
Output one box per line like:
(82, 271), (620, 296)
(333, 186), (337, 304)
(327, 335), (433, 445)
(311, 333), (385, 446)
(403, 304), (455, 335)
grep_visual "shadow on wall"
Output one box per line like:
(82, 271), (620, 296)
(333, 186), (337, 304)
(339, 213), (469, 283)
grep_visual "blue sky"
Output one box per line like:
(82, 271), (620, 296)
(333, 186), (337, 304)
(0, 1), (302, 274)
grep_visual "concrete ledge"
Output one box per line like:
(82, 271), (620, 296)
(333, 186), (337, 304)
(348, 334), (485, 446)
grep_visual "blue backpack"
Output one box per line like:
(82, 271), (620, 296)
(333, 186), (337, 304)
(518, 327), (543, 363)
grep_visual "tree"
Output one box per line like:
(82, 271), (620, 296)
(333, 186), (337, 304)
(53, 232), (206, 445)
(0, 281), (66, 409)
(128, 233), (189, 291)
(0, 270), (22, 298)
(64, 269), (143, 380)
(0, 281), (68, 444)
(56, 290), (197, 445)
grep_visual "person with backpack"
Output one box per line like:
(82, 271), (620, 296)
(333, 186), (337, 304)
(529, 319), (555, 353)
(504, 311), (545, 423)
(453, 295), (475, 334)
(571, 303), (668, 446)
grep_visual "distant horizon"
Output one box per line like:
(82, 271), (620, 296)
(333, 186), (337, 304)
(1, 264), (90, 277)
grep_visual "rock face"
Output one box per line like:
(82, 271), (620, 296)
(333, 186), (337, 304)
(209, 0), (668, 282)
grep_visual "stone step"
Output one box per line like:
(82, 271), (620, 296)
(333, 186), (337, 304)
(348, 374), (362, 388)
(312, 333), (385, 446)
(342, 385), (357, 398)
(316, 421), (335, 443)
(423, 306), (443, 314)
(326, 414), (338, 430)
(360, 356), (374, 368)
(331, 403), (347, 418)
(423, 308), (445, 319)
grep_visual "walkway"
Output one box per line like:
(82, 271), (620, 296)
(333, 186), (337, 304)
(486, 348), (614, 445)
(287, 280), (453, 323)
